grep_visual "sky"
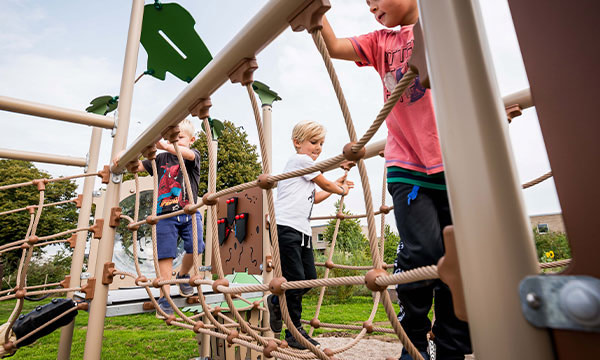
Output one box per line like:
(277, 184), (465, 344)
(0, 0), (561, 238)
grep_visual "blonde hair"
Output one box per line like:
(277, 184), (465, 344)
(178, 118), (195, 138)
(291, 120), (326, 147)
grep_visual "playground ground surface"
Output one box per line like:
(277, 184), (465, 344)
(1, 295), (413, 359)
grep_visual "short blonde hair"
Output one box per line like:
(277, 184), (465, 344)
(291, 120), (326, 146)
(178, 118), (195, 138)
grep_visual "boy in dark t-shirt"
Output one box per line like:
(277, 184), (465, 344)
(120, 119), (204, 317)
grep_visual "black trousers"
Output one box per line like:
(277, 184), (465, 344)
(389, 182), (472, 359)
(277, 224), (317, 328)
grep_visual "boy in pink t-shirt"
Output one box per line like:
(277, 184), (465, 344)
(322, 1), (471, 359)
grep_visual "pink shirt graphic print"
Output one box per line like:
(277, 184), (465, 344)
(351, 25), (444, 174)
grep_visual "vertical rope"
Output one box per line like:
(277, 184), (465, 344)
(172, 142), (200, 276)
(311, 29), (357, 141)
(310, 26), (422, 360)
(380, 166), (388, 260)
(245, 84), (328, 358)
(202, 116), (268, 345)
(5, 190), (45, 343)
(309, 186), (346, 337)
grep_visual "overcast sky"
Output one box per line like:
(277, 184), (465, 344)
(0, 0), (561, 235)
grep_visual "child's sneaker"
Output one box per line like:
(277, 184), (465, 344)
(266, 294), (282, 333)
(176, 272), (194, 297)
(155, 297), (174, 319)
(284, 327), (320, 350)
(399, 348), (430, 360)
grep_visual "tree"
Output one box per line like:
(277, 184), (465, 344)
(382, 224), (400, 265)
(192, 120), (262, 194)
(0, 160), (78, 273)
(322, 200), (368, 253)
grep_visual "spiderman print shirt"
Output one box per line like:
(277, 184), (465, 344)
(351, 25), (444, 175)
(142, 149), (201, 214)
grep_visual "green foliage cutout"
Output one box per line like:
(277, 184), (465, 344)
(86, 95), (118, 115)
(140, 2), (212, 83)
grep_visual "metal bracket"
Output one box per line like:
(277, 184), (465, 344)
(198, 266), (212, 272)
(111, 111), (118, 138)
(520, 275), (600, 332)
(80, 272), (91, 280)
(111, 173), (123, 184)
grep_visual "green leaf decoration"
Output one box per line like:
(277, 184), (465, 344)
(201, 117), (225, 141)
(252, 81), (282, 106)
(140, 3), (213, 83)
(86, 95), (119, 115)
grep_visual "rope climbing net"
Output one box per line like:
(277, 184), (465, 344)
(0, 2), (567, 359)
(96, 23), (564, 360)
(0, 169), (111, 355)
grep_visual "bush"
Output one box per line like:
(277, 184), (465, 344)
(533, 229), (570, 263)
(312, 249), (372, 301)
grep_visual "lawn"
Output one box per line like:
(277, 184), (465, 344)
(0, 295), (405, 359)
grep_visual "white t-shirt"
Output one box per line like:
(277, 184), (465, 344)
(275, 154), (320, 236)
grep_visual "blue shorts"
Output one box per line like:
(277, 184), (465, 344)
(155, 212), (204, 260)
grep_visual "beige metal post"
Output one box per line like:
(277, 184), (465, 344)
(112, 0), (308, 174)
(0, 96), (115, 129)
(0, 148), (87, 167)
(199, 139), (217, 358)
(418, 0), (553, 359)
(57, 127), (103, 359)
(82, 1), (144, 359)
(261, 103), (274, 340)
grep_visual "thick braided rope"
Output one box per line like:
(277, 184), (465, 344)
(311, 25), (424, 360)
(202, 116), (269, 345)
(302, 319), (396, 334)
(311, 29), (357, 142)
(310, 195), (345, 337)
(171, 141), (201, 276)
(4, 190), (45, 343)
(354, 69), (417, 152)
(313, 28), (415, 359)
(245, 84), (327, 356)
(380, 166), (387, 259)
(330, 292), (380, 355)
(0, 172), (99, 192)
(539, 258), (571, 269)
(0, 198), (77, 217)
(522, 171), (553, 189)
(199, 117), (240, 336)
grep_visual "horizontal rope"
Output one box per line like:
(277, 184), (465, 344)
(375, 265), (439, 287)
(310, 207), (393, 221)
(0, 198), (77, 217)
(539, 258), (571, 269)
(522, 171), (552, 189)
(301, 319), (396, 334)
(0, 172), (99, 192)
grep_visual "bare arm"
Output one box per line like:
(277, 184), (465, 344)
(156, 140), (196, 161)
(312, 174), (354, 204)
(322, 16), (362, 62)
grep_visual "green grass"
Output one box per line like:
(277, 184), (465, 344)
(0, 300), (198, 360)
(0, 295), (415, 359)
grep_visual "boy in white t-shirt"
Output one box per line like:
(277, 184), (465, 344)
(269, 120), (354, 349)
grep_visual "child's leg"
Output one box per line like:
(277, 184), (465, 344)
(158, 257), (174, 298)
(155, 216), (180, 298)
(277, 225), (305, 328)
(432, 282), (471, 359)
(388, 182), (443, 353)
(179, 212), (204, 275)
(299, 234), (317, 315)
(430, 188), (472, 358)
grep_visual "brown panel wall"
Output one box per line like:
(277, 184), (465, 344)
(507, 1), (600, 358)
